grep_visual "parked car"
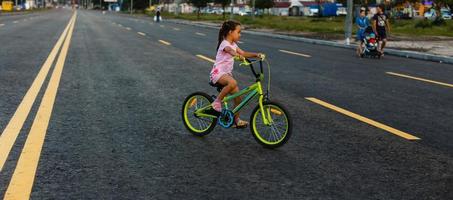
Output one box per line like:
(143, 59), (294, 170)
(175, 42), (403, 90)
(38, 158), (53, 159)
(336, 7), (347, 16)
(237, 10), (248, 16)
(307, 6), (319, 17)
(424, 8), (436, 19)
(441, 8), (451, 20)
(210, 8), (224, 15)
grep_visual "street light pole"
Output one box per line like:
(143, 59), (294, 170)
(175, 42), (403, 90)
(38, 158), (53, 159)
(345, 0), (353, 45)
(174, 0), (180, 15)
(130, 0), (133, 14)
(252, 0), (255, 20)
(229, 0), (233, 19)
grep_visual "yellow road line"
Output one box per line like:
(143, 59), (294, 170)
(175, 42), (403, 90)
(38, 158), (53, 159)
(4, 12), (77, 200)
(0, 14), (75, 172)
(386, 72), (453, 88)
(137, 32), (146, 36)
(196, 55), (215, 63)
(158, 40), (171, 46)
(196, 32), (206, 36)
(305, 97), (420, 140)
(279, 49), (311, 58)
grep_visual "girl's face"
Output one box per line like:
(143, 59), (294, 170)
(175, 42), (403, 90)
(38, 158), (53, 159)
(229, 25), (241, 42)
(360, 11), (365, 17)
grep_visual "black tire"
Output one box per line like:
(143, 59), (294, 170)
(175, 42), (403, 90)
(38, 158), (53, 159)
(182, 92), (217, 136)
(250, 101), (293, 149)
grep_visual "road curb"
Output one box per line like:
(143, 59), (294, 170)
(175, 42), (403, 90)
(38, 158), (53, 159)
(167, 19), (453, 65)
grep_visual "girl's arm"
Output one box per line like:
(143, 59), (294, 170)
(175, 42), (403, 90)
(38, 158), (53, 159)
(236, 47), (262, 58)
(224, 46), (244, 59)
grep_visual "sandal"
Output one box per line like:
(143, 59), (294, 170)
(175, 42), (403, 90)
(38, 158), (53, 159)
(233, 119), (248, 129)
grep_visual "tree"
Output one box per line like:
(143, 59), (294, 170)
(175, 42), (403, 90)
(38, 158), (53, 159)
(248, 0), (273, 15)
(253, 0), (273, 10)
(214, 0), (229, 19)
(189, 0), (211, 19)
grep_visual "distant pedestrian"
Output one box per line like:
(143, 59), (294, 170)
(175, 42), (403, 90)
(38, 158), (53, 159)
(155, 7), (161, 23)
(372, 4), (391, 55)
(356, 9), (370, 56)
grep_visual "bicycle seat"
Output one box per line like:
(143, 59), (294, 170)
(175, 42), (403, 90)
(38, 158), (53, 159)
(209, 81), (224, 92)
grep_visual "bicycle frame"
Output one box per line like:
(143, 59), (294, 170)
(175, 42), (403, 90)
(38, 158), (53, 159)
(194, 80), (271, 126)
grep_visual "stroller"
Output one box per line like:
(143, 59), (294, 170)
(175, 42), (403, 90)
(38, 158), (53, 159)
(360, 26), (381, 58)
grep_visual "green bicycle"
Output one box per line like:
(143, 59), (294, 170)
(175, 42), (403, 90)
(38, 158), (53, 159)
(181, 57), (292, 148)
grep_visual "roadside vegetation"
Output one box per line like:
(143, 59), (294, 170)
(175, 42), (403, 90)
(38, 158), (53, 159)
(159, 12), (453, 38)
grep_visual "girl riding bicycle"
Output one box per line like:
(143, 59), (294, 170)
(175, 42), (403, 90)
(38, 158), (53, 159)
(210, 20), (263, 128)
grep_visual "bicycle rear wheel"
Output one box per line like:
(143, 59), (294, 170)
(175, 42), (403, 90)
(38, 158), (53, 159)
(182, 92), (217, 136)
(250, 101), (292, 148)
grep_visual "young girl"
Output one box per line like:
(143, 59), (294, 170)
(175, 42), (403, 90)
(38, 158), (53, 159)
(210, 20), (263, 128)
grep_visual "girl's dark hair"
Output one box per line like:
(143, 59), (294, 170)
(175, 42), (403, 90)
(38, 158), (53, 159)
(216, 20), (241, 51)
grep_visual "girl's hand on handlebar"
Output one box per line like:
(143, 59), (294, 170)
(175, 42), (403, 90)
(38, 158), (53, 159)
(257, 53), (266, 60)
(234, 55), (246, 61)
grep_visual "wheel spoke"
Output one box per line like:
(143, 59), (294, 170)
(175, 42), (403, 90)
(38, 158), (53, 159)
(196, 118), (203, 129)
(270, 125), (279, 142)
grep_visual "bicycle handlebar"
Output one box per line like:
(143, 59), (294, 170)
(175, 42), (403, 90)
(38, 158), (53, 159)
(235, 56), (265, 80)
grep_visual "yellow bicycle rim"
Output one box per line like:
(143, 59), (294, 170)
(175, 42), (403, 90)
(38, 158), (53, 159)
(252, 105), (288, 145)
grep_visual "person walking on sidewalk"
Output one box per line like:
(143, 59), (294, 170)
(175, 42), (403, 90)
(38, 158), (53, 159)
(372, 4), (391, 55)
(356, 8), (370, 56)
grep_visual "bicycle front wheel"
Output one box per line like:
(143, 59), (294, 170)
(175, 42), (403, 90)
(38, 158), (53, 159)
(182, 92), (217, 136)
(250, 101), (292, 148)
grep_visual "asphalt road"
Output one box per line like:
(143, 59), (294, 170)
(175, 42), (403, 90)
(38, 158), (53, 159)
(0, 8), (452, 199)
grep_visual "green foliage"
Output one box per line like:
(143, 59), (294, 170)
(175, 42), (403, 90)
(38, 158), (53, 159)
(432, 17), (446, 26)
(253, 0), (274, 10)
(214, 0), (229, 7)
(414, 19), (432, 29)
(414, 17), (446, 29)
(189, 0), (211, 9)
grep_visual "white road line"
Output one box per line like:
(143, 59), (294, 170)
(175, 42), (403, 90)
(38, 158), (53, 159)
(196, 32), (206, 36)
(158, 40), (171, 46)
(279, 49), (312, 58)
(137, 32), (146, 36)
(173, 28), (180, 31)
(126, 27), (131, 30)
(386, 72), (453, 88)
(13, 21), (19, 23)
(0, 24), (4, 27)
(196, 55), (215, 63)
